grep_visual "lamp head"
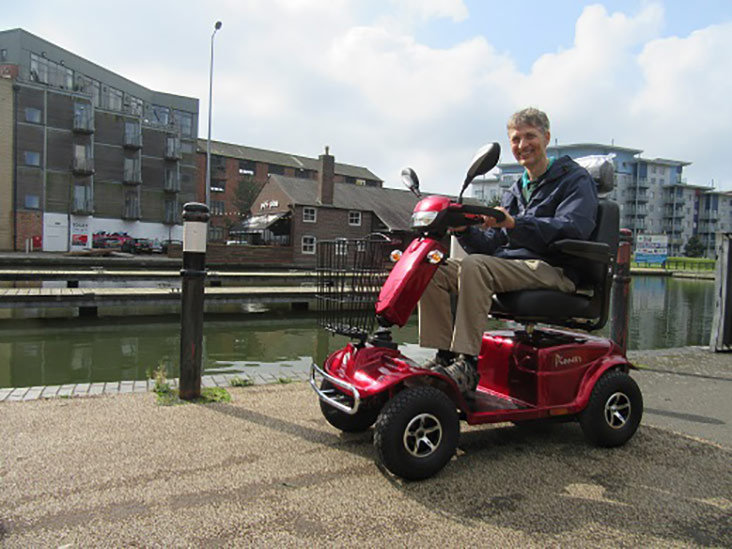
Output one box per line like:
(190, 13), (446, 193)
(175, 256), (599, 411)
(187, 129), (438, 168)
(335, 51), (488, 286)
(214, 21), (222, 30)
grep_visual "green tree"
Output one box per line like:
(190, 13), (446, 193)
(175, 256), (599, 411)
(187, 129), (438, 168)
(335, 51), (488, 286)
(684, 235), (705, 258)
(235, 174), (263, 218)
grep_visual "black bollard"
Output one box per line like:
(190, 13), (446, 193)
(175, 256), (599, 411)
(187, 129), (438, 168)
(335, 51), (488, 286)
(611, 229), (633, 354)
(179, 202), (210, 400)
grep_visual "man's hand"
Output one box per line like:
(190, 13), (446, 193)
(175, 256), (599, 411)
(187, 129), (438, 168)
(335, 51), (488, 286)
(482, 207), (515, 230)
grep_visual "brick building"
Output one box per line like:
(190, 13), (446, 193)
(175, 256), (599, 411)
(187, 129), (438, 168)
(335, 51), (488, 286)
(0, 28), (198, 252)
(228, 148), (419, 267)
(196, 139), (382, 242)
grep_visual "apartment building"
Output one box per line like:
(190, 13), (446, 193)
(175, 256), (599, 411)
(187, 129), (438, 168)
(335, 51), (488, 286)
(472, 143), (723, 257)
(0, 28), (198, 251)
(196, 139), (382, 242)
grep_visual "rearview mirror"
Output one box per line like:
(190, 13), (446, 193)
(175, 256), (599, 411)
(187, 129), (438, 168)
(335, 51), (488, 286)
(459, 142), (500, 202)
(401, 167), (421, 197)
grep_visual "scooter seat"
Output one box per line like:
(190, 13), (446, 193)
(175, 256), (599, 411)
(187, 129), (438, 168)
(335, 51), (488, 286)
(492, 289), (601, 328)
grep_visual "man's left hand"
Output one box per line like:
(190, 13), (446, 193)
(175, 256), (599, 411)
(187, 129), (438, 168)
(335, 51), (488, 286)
(482, 207), (515, 230)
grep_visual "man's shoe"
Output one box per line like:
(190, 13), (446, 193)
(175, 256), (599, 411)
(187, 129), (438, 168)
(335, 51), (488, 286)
(433, 355), (480, 396)
(420, 350), (455, 370)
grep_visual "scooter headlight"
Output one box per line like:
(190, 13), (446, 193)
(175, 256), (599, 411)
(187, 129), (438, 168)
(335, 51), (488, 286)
(389, 249), (403, 262)
(411, 210), (438, 228)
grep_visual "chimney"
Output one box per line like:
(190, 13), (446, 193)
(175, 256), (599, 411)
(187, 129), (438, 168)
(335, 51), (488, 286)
(318, 145), (335, 205)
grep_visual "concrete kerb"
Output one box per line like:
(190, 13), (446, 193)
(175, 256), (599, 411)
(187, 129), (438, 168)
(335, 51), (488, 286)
(0, 370), (311, 403)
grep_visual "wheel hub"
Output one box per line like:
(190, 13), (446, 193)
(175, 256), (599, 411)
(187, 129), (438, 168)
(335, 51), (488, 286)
(403, 413), (443, 458)
(604, 391), (631, 429)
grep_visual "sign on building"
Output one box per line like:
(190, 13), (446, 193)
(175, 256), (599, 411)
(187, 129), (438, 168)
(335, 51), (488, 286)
(634, 234), (669, 264)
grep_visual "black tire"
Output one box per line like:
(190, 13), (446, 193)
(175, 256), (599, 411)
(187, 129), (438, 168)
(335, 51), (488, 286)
(319, 381), (381, 433)
(579, 369), (643, 447)
(374, 386), (459, 481)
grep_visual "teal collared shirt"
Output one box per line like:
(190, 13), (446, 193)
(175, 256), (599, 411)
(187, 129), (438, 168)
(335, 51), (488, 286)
(521, 157), (555, 203)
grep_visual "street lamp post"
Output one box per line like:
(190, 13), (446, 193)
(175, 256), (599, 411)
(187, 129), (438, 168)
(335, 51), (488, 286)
(205, 20), (222, 208)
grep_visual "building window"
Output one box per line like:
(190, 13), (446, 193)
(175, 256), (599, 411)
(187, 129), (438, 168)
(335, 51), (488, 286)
(23, 151), (41, 166)
(173, 110), (193, 137)
(209, 226), (224, 241)
(24, 194), (40, 209)
(335, 238), (348, 256)
(73, 183), (92, 213)
(124, 189), (140, 218)
(303, 207), (316, 223)
(268, 165), (285, 176)
(164, 198), (179, 224)
(211, 200), (225, 215)
(25, 107), (42, 124)
(150, 104), (170, 125)
(29, 52), (72, 89)
(239, 159), (256, 175)
(0, 49), (6, 62)
(211, 178), (225, 192)
(102, 85), (123, 111)
(301, 235), (316, 254)
(126, 95), (144, 117)
(348, 211), (361, 226)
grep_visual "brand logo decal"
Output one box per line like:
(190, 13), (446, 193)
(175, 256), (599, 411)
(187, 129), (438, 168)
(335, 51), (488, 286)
(554, 354), (583, 367)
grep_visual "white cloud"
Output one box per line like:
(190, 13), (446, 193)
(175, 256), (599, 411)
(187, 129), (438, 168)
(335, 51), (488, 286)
(7, 0), (730, 191)
(389, 0), (469, 23)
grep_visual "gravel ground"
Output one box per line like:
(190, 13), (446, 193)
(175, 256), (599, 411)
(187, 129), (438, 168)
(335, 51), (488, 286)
(1, 368), (730, 547)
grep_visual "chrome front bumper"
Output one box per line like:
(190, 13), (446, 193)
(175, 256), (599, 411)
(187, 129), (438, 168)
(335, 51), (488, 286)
(309, 362), (361, 415)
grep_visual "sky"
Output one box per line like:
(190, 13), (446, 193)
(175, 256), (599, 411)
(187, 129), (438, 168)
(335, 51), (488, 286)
(4, 0), (732, 194)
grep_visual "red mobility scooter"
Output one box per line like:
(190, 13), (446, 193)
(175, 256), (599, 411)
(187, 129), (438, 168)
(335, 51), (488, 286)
(310, 143), (642, 481)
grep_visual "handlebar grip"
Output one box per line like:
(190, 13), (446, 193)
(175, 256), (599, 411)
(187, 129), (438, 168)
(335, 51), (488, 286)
(456, 204), (506, 222)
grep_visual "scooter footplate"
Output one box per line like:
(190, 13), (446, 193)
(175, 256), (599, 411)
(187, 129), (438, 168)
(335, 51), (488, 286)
(472, 388), (530, 413)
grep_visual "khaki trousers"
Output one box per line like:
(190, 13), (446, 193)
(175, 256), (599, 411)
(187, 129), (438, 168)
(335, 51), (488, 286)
(418, 255), (576, 356)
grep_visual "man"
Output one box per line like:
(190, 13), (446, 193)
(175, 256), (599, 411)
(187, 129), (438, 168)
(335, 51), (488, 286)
(418, 107), (598, 396)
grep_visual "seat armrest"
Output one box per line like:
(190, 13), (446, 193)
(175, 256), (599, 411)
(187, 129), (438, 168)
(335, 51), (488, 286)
(551, 239), (611, 263)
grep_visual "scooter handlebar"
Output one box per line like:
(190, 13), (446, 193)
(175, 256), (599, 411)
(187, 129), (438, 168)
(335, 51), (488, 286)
(450, 204), (506, 223)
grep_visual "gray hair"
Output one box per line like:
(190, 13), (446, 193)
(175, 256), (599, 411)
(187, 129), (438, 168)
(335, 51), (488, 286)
(507, 107), (550, 134)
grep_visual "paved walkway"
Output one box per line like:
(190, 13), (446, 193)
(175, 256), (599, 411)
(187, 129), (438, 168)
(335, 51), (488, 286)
(0, 371), (310, 402)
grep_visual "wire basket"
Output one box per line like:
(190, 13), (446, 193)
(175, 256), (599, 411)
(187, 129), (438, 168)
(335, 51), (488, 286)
(316, 235), (394, 339)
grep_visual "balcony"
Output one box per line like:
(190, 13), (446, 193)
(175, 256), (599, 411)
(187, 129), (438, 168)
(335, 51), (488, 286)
(164, 209), (181, 224)
(72, 157), (95, 175)
(635, 177), (650, 189)
(122, 204), (141, 220)
(164, 170), (180, 192)
(625, 205), (647, 216)
(72, 197), (93, 215)
(123, 166), (142, 185)
(123, 128), (142, 149)
(165, 136), (181, 160)
(73, 113), (94, 134)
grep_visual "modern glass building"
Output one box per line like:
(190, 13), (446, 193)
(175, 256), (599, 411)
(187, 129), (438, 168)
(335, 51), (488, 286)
(471, 143), (727, 257)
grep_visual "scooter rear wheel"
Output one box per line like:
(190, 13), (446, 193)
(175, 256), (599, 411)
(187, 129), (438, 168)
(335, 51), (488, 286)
(374, 386), (459, 481)
(319, 381), (381, 433)
(579, 369), (643, 447)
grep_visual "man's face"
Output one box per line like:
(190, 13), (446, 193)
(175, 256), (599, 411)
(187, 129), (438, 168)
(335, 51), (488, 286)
(508, 124), (550, 171)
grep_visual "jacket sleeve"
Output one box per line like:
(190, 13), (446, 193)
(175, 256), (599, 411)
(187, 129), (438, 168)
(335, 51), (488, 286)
(456, 191), (513, 255)
(507, 171), (598, 254)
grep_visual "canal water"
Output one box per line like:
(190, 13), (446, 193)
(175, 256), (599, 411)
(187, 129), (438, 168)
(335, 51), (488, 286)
(0, 276), (716, 389)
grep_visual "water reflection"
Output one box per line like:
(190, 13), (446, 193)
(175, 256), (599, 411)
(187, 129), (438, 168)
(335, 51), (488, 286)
(0, 276), (715, 388)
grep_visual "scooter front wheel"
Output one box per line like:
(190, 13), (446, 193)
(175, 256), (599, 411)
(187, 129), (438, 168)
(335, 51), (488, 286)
(319, 381), (381, 433)
(374, 386), (459, 481)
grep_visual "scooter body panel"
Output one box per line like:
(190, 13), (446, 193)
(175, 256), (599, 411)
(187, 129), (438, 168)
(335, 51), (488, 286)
(376, 237), (446, 327)
(323, 342), (451, 400)
(320, 327), (629, 425)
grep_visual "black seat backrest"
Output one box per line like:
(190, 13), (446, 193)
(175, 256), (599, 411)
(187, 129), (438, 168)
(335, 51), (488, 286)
(572, 198), (619, 290)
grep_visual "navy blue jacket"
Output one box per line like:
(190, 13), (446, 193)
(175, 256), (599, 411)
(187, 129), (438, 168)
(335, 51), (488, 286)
(457, 155), (598, 283)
